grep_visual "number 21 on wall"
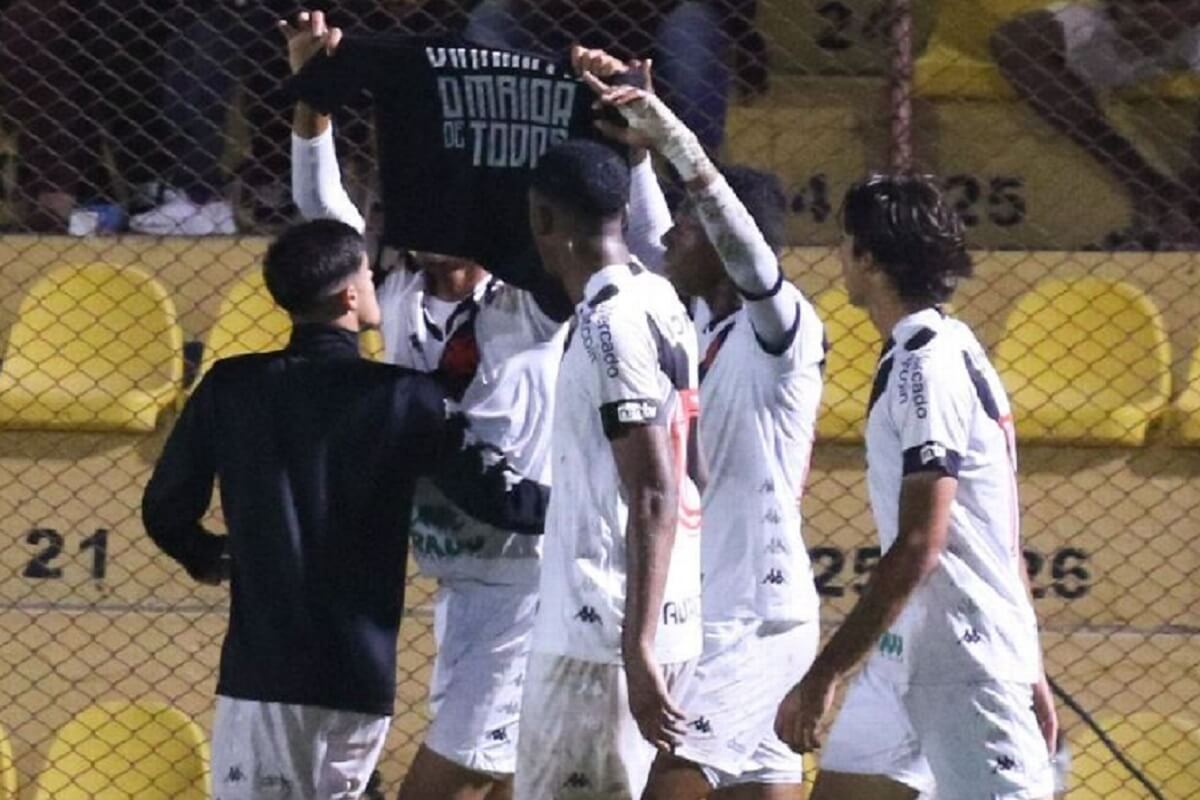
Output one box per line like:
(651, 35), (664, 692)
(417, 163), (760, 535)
(23, 528), (108, 581)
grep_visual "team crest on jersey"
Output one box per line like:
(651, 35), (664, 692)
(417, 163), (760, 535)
(879, 631), (904, 660)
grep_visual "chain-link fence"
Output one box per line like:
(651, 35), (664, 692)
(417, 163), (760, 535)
(0, 0), (1198, 797)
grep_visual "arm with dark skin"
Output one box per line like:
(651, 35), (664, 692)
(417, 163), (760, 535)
(775, 472), (954, 752)
(614, 423), (688, 752)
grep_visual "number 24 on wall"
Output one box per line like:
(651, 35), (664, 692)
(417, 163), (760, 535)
(23, 528), (108, 581)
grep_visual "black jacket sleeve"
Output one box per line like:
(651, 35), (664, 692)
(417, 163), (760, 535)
(403, 377), (550, 535)
(141, 373), (227, 581)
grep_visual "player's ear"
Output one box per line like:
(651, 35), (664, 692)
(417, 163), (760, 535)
(335, 280), (357, 314)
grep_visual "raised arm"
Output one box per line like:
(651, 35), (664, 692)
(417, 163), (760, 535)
(281, 11), (366, 232)
(586, 74), (797, 347)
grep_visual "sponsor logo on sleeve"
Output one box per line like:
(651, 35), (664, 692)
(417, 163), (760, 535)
(920, 442), (946, 466)
(617, 400), (658, 423)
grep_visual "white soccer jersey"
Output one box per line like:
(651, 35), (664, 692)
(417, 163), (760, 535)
(693, 283), (824, 623)
(378, 268), (566, 585)
(533, 261), (703, 665)
(865, 308), (1040, 685)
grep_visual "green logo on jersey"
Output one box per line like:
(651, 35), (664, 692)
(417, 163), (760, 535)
(879, 632), (904, 660)
(410, 531), (486, 559)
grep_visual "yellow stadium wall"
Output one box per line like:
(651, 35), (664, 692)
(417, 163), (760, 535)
(0, 238), (1198, 797)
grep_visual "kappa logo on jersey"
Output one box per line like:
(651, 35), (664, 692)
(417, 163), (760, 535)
(993, 755), (1018, 774)
(961, 628), (984, 644)
(759, 479), (775, 494)
(688, 716), (713, 735)
(766, 538), (789, 555)
(487, 727), (509, 743)
(574, 605), (601, 624)
(762, 569), (786, 585)
(563, 773), (591, 789)
(763, 508), (783, 525)
(225, 766), (245, 784)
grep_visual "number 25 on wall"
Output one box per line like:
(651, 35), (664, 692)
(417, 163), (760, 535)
(23, 528), (108, 581)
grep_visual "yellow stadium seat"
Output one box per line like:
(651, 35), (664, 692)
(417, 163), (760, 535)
(0, 723), (16, 799)
(33, 701), (209, 800)
(0, 264), (183, 432)
(362, 327), (386, 362)
(994, 278), (1171, 445)
(816, 288), (881, 442)
(200, 269), (292, 378)
(1069, 712), (1200, 799)
(1169, 343), (1200, 445)
(913, 0), (1049, 98)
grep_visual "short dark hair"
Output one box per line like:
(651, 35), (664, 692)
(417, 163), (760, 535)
(841, 174), (972, 304)
(263, 220), (366, 314)
(720, 164), (788, 255)
(530, 139), (630, 220)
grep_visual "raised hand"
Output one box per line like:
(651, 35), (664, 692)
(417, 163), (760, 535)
(277, 9), (344, 76)
(582, 69), (678, 152)
(569, 44), (630, 80)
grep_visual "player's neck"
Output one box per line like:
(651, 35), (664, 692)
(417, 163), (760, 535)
(561, 236), (630, 304)
(867, 291), (928, 339)
(701, 280), (741, 322)
(427, 266), (487, 302)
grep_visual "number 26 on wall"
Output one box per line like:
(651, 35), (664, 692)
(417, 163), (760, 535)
(23, 528), (108, 581)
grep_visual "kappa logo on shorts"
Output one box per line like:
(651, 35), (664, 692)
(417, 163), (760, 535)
(563, 772), (591, 789)
(487, 727), (509, 743)
(993, 755), (1019, 774)
(762, 569), (786, 585)
(225, 766), (245, 784)
(574, 605), (601, 624)
(688, 716), (713, 735)
(961, 627), (984, 644)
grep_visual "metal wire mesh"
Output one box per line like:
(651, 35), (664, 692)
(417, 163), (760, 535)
(0, 0), (1197, 797)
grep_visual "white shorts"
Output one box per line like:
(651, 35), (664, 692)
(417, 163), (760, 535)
(210, 696), (390, 800)
(820, 664), (1055, 799)
(513, 653), (696, 800)
(675, 619), (818, 789)
(1054, 3), (1200, 89)
(425, 580), (537, 776)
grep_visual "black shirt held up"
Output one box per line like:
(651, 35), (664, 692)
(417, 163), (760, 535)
(142, 324), (547, 717)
